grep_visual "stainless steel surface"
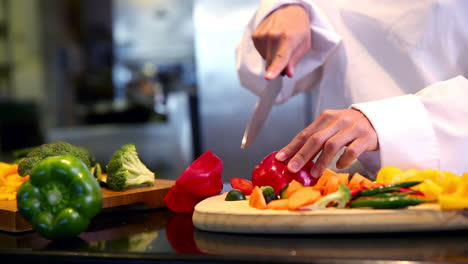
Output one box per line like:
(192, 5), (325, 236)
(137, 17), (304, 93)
(241, 75), (282, 149)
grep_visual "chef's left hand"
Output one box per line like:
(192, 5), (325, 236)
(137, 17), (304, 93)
(275, 109), (378, 178)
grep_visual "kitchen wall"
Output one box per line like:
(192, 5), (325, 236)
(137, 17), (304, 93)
(1, 0), (319, 182)
(194, 0), (315, 181)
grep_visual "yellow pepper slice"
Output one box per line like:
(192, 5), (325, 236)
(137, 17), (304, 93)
(439, 195), (468, 210)
(376, 166), (402, 184)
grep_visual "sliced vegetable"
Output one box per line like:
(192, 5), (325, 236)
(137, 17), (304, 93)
(337, 173), (349, 186)
(349, 172), (376, 190)
(438, 172), (468, 210)
(376, 166), (402, 184)
(261, 186), (278, 204)
(349, 197), (435, 209)
(313, 169), (336, 188)
(369, 190), (418, 198)
(249, 186), (267, 209)
(266, 199), (289, 210)
(286, 180), (303, 198)
(225, 189), (246, 201)
(438, 195), (468, 210)
(356, 181), (422, 197)
(279, 184), (289, 199)
(288, 187), (321, 210)
(301, 184), (351, 210)
(164, 150), (223, 213)
(0, 163), (29, 201)
(230, 177), (253, 195)
(325, 174), (339, 195)
(252, 151), (316, 194)
(164, 184), (201, 212)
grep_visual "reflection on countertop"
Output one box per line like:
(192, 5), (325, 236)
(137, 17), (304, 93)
(194, 228), (468, 262)
(1, 206), (468, 263)
(0, 208), (176, 253)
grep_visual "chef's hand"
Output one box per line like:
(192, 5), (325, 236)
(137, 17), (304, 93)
(252, 4), (311, 80)
(275, 109), (379, 178)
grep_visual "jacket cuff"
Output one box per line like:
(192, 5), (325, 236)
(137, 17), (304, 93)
(352, 95), (440, 171)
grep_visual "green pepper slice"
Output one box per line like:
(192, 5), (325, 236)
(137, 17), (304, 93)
(356, 181), (422, 197)
(17, 155), (103, 240)
(349, 196), (435, 209)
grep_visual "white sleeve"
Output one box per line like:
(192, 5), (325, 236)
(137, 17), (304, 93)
(235, 0), (341, 104)
(352, 75), (468, 176)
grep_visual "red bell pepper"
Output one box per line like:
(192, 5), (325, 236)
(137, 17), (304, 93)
(164, 150), (223, 213)
(230, 177), (254, 195)
(252, 151), (316, 194)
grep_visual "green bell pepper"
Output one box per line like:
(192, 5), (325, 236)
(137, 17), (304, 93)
(17, 155), (103, 239)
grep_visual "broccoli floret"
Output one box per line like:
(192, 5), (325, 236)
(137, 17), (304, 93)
(18, 141), (95, 176)
(106, 144), (155, 191)
(302, 184), (351, 210)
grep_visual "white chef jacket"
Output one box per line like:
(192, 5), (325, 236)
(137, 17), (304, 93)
(236, 0), (468, 176)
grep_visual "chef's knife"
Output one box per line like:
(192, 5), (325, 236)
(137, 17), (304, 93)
(241, 72), (284, 149)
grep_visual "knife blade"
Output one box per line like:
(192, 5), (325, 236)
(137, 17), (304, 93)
(241, 74), (283, 149)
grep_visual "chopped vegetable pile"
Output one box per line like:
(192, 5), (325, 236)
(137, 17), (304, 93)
(2, 141), (157, 240)
(376, 166), (468, 210)
(231, 166), (468, 211)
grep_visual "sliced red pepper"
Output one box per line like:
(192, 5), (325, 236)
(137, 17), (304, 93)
(230, 177), (254, 195)
(252, 151), (317, 194)
(399, 187), (413, 193)
(350, 188), (363, 197)
(164, 150), (224, 213)
(164, 184), (202, 213)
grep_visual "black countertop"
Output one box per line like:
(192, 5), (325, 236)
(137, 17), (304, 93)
(1, 204), (467, 264)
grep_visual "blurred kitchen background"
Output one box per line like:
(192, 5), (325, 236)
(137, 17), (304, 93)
(0, 0), (315, 181)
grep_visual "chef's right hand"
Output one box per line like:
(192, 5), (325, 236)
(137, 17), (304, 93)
(252, 4), (311, 80)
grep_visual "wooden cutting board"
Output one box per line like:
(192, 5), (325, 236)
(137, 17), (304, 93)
(193, 193), (468, 234)
(0, 179), (174, 232)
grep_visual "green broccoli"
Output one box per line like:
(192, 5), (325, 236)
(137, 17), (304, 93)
(301, 184), (351, 210)
(18, 141), (96, 176)
(106, 144), (155, 191)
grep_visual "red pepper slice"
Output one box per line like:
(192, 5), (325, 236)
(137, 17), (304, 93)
(350, 188), (362, 197)
(252, 151), (316, 194)
(164, 150), (224, 213)
(230, 177), (254, 195)
(164, 184), (202, 213)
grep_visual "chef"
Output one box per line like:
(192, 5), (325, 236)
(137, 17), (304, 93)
(236, 0), (468, 179)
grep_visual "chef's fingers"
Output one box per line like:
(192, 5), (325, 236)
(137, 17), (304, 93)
(265, 40), (292, 80)
(252, 37), (267, 61)
(275, 111), (332, 162)
(335, 137), (370, 169)
(310, 128), (357, 178)
(335, 113), (379, 168)
(285, 37), (311, 78)
(286, 120), (343, 174)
